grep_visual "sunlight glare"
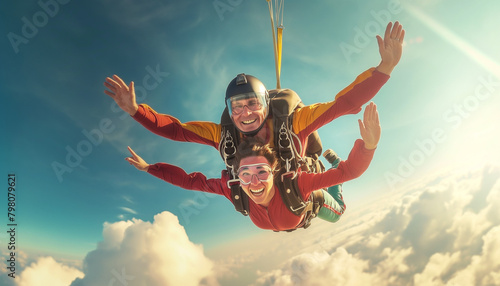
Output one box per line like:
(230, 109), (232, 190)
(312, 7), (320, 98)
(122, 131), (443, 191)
(406, 4), (500, 80)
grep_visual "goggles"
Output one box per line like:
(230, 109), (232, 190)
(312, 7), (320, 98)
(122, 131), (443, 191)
(227, 92), (269, 116)
(237, 163), (273, 185)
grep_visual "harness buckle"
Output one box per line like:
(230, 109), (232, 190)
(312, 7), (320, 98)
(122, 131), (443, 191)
(280, 171), (297, 182)
(289, 201), (308, 213)
(226, 178), (240, 189)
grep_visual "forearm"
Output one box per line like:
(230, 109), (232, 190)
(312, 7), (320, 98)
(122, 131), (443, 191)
(334, 68), (389, 110)
(338, 139), (375, 179)
(304, 139), (375, 191)
(147, 163), (222, 194)
(148, 163), (197, 189)
(294, 68), (389, 137)
(132, 104), (221, 148)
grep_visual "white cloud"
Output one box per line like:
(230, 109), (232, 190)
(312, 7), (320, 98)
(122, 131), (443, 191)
(69, 211), (215, 286)
(254, 165), (500, 286)
(413, 251), (462, 286)
(12, 165), (500, 286)
(416, 225), (500, 286)
(461, 226), (500, 285)
(255, 249), (376, 286)
(119, 206), (137, 214)
(16, 256), (84, 286)
(122, 195), (134, 204)
(0, 250), (29, 286)
(14, 212), (216, 286)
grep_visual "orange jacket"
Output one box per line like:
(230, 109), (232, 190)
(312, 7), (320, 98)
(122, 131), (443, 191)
(133, 68), (389, 154)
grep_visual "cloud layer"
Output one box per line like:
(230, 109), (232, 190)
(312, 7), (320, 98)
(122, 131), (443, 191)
(68, 211), (214, 286)
(13, 165), (500, 285)
(17, 257), (84, 286)
(255, 165), (500, 286)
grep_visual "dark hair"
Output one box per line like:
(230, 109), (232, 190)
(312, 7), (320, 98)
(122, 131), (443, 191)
(234, 138), (278, 173)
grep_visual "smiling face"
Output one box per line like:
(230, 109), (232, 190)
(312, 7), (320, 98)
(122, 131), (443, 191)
(237, 156), (275, 207)
(230, 98), (267, 133)
(227, 90), (269, 134)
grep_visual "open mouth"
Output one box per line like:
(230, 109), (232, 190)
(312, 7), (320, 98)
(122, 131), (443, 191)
(242, 119), (257, 125)
(250, 188), (264, 196)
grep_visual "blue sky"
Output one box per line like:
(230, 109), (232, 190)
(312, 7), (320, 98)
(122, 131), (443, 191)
(1, 0), (500, 284)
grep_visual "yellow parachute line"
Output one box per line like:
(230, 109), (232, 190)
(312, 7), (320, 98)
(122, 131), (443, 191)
(267, 0), (285, 89)
(277, 26), (283, 82)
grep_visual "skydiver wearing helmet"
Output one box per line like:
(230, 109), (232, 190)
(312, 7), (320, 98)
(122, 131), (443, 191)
(225, 73), (270, 137)
(221, 72), (348, 221)
(105, 21), (405, 224)
(105, 21), (403, 151)
(124, 102), (382, 231)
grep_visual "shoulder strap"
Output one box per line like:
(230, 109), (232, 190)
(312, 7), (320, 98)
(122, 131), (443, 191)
(219, 89), (325, 221)
(269, 89), (324, 162)
(219, 107), (249, 216)
(270, 89), (312, 216)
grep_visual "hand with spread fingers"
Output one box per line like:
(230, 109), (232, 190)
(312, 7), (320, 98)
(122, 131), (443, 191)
(104, 75), (139, 116)
(358, 102), (381, 150)
(125, 146), (150, 172)
(376, 21), (405, 75)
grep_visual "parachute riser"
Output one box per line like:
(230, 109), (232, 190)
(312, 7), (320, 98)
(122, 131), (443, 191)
(267, 0), (284, 90)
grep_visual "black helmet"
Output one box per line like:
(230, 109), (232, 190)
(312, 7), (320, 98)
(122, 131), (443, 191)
(225, 73), (269, 101)
(225, 73), (270, 135)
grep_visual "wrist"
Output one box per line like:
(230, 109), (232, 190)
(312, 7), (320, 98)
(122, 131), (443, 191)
(376, 61), (395, 76)
(128, 104), (139, 116)
(364, 142), (377, 150)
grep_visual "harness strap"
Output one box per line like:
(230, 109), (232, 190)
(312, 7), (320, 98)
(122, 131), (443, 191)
(220, 109), (250, 216)
(279, 171), (310, 216)
(301, 190), (325, 229)
(273, 92), (309, 217)
(275, 189), (325, 232)
(228, 179), (249, 216)
(220, 89), (327, 229)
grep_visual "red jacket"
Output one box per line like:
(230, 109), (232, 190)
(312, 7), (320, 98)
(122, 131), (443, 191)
(133, 68), (388, 157)
(148, 139), (374, 231)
